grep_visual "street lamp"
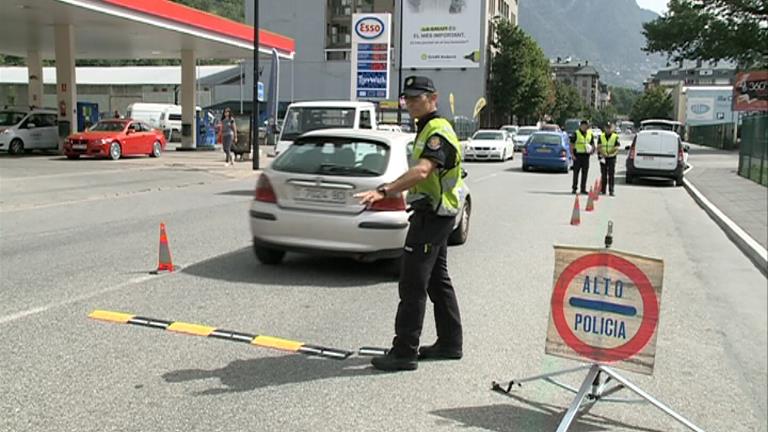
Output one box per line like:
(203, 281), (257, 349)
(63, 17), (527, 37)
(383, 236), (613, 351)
(396, 0), (404, 126)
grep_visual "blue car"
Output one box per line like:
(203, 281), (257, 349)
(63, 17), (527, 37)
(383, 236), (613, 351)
(522, 132), (572, 173)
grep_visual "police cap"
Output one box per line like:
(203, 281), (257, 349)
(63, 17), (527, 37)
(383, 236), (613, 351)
(401, 75), (436, 97)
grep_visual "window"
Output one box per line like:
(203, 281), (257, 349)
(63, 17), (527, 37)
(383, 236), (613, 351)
(272, 138), (390, 176)
(359, 110), (372, 129)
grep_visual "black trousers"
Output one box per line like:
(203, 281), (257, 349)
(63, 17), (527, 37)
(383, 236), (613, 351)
(572, 153), (591, 192)
(600, 157), (616, 193)
(392, 211), (463, 357)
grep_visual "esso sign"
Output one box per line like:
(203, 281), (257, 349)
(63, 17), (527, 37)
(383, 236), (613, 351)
(355, 17), (385, 40)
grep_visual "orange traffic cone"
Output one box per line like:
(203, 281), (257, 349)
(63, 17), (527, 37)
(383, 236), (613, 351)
(155, 223), (174, 273)
(594, 178), (601, 201)
(586, 187), (595, 212)
(570, 195), (581, 225)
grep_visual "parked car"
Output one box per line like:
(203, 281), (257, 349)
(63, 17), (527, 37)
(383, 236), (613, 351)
(377, 124), (403, 133)
(465, 130), (514, 161)
(512, 126), (538, 151)
(500, 125), (518, 136)
(249, 129), (471, 265)
(626, 130), (686, 186)
(0, 109), (59, 154)
(64, 119), (166, 160)
(522, 131), (572, 173)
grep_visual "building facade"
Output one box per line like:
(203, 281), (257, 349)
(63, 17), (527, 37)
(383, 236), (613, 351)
(246, 0), (518, 125)
(550, 58), (601, 110)
(644, 62), (736, 90)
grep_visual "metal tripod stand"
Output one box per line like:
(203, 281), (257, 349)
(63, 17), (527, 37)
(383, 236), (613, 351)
(491, 222), (706, 432)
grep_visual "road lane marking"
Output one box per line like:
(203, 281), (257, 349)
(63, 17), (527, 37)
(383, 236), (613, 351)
(473, 172), (500, 183)
(0, 274), (156, 326)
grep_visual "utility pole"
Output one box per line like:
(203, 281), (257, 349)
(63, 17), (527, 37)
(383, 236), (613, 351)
(396, 0), (404, 126)
(252, 0), (260, 170)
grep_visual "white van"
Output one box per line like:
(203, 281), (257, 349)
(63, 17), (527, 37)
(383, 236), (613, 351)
(274, 101), (378, 156)
(0, 109), (59, 154)
(625, 130), (686, 186)
(125, 103), (200, 137)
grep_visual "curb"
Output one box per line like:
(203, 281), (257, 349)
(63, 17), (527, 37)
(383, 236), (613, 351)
(683, 176), (768, 277)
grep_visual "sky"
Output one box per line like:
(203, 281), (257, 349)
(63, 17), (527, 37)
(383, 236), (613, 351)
(636, 0), (668, 14)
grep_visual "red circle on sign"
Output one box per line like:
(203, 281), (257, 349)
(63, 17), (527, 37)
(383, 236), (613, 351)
(551, 253), (659, 363)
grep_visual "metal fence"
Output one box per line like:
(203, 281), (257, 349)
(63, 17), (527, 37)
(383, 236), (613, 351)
(687, 123), (737, 150)
(452, 116), (479, 141)
(738, 112), (768, 186)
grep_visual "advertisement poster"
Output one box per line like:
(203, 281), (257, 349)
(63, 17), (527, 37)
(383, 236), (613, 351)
(733, 71), (768, 112)
(402, 0), (481, 69)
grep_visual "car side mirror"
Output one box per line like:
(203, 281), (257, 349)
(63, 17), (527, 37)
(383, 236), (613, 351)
(467, 137), (472, 142)
(624, 145), (630, 150)
(684, 144), (690, 152)
(461, 168), (468, 179)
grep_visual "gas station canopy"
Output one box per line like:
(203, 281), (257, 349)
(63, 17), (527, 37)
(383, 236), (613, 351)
(1, 0), (295, 60)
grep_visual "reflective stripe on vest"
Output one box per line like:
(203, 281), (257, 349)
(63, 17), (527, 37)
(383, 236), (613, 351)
(409, 117), (463, 217)
(601, 132), (618, 155)
(575, 130), (593, 153)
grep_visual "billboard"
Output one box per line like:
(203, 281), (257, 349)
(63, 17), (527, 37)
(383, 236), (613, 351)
(733, 71), (768, 112)
(351, 14), (391, 100)
(685, 87), (734, 126)
(402, 0), (482, 69)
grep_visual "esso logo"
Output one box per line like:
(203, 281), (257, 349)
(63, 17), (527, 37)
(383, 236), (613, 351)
(355, 17), (385, 40)
(691, 104), (710, 114)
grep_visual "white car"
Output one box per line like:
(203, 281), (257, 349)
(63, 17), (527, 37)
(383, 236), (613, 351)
(512, 126), (538, 151)
(626, 130), (686, 186)
(465, 130), (515, 161)
(377, 124), (403, 133)
(249, 129), (472, 265)
(0, 109), (59, 154)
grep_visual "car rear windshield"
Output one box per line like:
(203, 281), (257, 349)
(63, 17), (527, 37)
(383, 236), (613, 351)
(280, 107), (356, 141)
(529, 134), (562, 145)
(473, 132), (504, 140)
(90, 122), (127, 132)
(517, 127), (538, 136)
(0, 111), (26, 126)
(272, 137), (390, 177)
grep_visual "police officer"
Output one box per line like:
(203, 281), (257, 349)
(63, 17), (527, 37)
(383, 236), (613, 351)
(355, 76), (464, 372)
(569, 120), (595, 194)
(598, 122), (620, 196)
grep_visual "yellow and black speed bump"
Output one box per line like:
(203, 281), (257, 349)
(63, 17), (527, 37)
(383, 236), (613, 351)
(88, 310), (353, 360)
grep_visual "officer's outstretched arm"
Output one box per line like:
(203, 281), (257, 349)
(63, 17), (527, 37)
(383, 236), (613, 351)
(354, 158), (437, 205)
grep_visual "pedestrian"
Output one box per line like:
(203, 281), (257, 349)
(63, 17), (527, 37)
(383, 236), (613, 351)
(598, 122), (620, 196)
(113, 110), (121, 119)
(569, 120), (595, 194)
(354, 76), (464, 372)
(220, 108), (237, 166)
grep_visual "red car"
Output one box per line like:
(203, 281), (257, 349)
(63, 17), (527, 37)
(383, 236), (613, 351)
(64, 119), (166, 160)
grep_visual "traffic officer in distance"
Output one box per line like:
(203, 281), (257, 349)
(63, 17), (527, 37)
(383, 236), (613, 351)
(354, 76), (464, 372)
(569, 120), (595, 195)
(598, 122), (621, 196)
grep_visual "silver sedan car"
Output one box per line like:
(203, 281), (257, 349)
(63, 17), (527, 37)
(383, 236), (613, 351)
(249, 129), (472, 265)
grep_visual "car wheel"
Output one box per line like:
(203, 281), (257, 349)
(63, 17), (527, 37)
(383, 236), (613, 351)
(522, 164), (529, 172)
(500, 149), (506, 162)
(109, 142), (121, 160)
(150, 141), (162, 158)
(66, 154), (80, 160)
(253, 243), (286, 265)
(8, 139), (23, 155)
(675, 176), (684, 187)
(448, 198), (471, 246)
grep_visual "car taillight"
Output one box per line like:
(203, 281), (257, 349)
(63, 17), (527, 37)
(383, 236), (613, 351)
(523, 147), (528, 156)
(560, 150), (567, 158)
(678, 146), (684, 162)
(629, 144), (637, 160)
(254, 175), (277, 203)
(369, 193), (406, 211)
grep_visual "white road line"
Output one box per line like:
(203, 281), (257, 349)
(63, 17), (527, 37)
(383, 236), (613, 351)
(473, 172), (500, 183)
(0, 274), (160, 326)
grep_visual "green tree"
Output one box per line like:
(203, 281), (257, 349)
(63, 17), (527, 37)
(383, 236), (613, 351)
(587, 106), (619, 129)
(549, 81), (583, 126)
(643, 0), (768, 67)
(490, 20), (552, 124)
(609, 86), (641, 116)
(630, 87), (674, 124)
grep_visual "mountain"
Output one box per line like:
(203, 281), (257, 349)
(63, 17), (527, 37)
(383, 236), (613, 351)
(519, 0), (665, 89)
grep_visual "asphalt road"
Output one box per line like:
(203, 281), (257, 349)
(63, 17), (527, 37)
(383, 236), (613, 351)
(1, 150), (765, 432)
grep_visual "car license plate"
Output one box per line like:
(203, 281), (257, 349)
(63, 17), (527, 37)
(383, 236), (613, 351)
(537, 148), (551, 153)
(293, 187), (346, 204)
(643, 156), (655, 160)
(73, 144), (87, 150)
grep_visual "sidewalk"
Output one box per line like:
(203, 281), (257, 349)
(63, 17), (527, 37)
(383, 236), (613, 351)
(157, 143), (273, 179)
(684, 144), (767, 274)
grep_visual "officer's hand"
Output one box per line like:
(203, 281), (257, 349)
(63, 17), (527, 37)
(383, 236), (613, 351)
(354, 190), (385, 206)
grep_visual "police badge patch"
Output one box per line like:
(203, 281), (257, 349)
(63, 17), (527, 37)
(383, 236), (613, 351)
(427, 136), (442, 150)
